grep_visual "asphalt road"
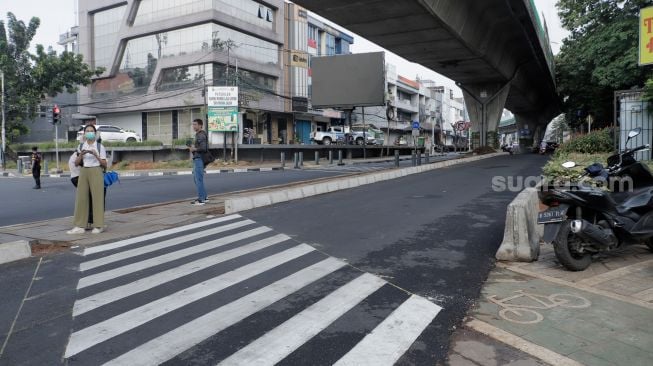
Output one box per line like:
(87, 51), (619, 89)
(0, 169), (346, 227)
(243, 153), (547, 364)
(0, 153), (548, 365)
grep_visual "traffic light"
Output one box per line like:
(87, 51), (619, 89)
(52, 105), (61, 124)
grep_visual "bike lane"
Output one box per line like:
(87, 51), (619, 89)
(469, 264), (653, 366)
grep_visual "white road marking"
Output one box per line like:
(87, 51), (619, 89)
(73, 234), (290, 316)
(83, 215), (241, 255)
(100, 257), (346, 366)
(65, 244), (316, 358)
(334, 295), (441, 366)
(77, 226), (271, 289)
(80, 219), (254, 271)
(219, 273), (385, 366)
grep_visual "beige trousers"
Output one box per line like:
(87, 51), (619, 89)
(73, 167), (104, 228)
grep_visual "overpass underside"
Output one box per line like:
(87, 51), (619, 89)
(292, 0), (560, 150)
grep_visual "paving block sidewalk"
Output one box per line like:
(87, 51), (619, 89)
(454, 244), (653, 366)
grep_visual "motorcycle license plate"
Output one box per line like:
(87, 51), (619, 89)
(538, 206), (567, 224)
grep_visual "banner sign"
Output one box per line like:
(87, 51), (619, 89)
(290, 50), (309, 68)
(207, 86), (238, 107)
(640, 6), (653, 65)
(208, 107), (239, 132)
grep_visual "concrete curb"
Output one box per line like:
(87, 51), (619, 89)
(0, 240), (31, 264)
(496, 187), (543, 261)
(224, 153), (502, 214)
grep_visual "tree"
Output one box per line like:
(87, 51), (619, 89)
(0, 12), (103, 139)
(555, 0), (652, 128)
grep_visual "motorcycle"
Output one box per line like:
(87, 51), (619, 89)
(538, 127), (653, 271)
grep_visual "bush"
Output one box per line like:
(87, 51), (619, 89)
(555, 129), (614, 155)
(472, 146), (497, 155)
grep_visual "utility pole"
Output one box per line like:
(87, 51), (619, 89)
(1, 70), (5, 170)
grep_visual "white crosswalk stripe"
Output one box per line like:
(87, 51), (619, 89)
(66, 217), (444, 365)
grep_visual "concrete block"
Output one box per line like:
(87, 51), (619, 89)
(287, 188), (304, 200)
(496, 187), (542, 262)
(312, 183), (327, 195)
(252, 194), (272, 208)
(357, 177), (368, 186)
(338, 179), (351, 190)
(224, 197), (254, 214)
(348, 178), (360, 188)
(302, 185), (316, 197)
(270, 191), (289, 204)
(0, 240), (31, 264)
(327, 181), (340, 192)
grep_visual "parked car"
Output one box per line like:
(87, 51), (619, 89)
(77, 124), (142, 143)
(350, 126), (383, 145)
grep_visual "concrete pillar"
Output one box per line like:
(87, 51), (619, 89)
(514, 113), (544, 153)
(461, 82), (511, 149)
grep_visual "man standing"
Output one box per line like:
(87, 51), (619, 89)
(189, 118), (208, 205)
(31, 146), (42, 189)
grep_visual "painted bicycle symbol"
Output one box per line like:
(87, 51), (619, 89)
(487, 290), (591, 324)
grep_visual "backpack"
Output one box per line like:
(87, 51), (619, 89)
(197, 131), (215, 166)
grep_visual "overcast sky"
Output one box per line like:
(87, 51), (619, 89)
(1, 0), (568, 96)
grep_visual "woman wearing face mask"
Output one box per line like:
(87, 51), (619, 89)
(67, 125), (107, 234)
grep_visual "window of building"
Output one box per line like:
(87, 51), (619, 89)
(158, 64), (213, 91)
(335, 39), (350, 55)
(146, 110), (173, 144)
(307, 25), (318, 44)
(325, 33), (336, 56)
(134, 0), (274, 30)
(93, 5), (127, 72)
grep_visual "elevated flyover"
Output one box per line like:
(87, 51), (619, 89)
(292, 0), (560, 149)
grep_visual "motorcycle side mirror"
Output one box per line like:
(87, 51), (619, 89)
(562, 161), (576, 168)
(628, 127), (642, 139)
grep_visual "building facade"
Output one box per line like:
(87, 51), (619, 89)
(285, 3), (353, 144)
(351, 66), (468, 150)
(77, 0), (288, 145)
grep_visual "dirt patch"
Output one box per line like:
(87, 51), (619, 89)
(197, 206), (226, 215)
(31, 240), (73, 256)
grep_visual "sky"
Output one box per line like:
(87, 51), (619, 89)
(1, 0), (569, 97)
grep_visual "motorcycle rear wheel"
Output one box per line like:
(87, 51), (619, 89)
(553, 220), (592, 271)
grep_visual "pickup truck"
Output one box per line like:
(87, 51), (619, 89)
(311, 126), (374, 145)
(311, 126), (345, 145)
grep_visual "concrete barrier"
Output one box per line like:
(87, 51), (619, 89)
(0, 240), (31, 264)
(496, 187), (543, 262)
(224, 152), (504, 214)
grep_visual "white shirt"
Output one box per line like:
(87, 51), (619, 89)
(79, 141), (107, 167)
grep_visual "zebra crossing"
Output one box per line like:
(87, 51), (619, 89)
(65, 214), (442, 365)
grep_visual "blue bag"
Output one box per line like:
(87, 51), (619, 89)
(104, 171), (120, 188)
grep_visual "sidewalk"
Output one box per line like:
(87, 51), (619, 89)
(451, 244), (653, 366)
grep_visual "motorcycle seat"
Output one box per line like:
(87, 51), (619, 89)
(614, 187), (653, 220)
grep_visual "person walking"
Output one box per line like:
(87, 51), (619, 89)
(67, 125), (107, 234)
(31, 146), (42, 189)
(189, 118), (209, 205)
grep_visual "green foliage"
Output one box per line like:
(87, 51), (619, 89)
(0, 12), (103, 141)
(543, 152), (610, 182)
(555, 129), (614, 154)
(10, 140), (163, 151)
(555, 0), (652, 127)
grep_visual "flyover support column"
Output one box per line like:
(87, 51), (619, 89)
(460, 82), (511, 150)
(514, 113), (543, 154)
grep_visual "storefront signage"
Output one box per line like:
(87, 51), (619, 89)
(292, 97), (309, 112)
(290, 50), (309, 68)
